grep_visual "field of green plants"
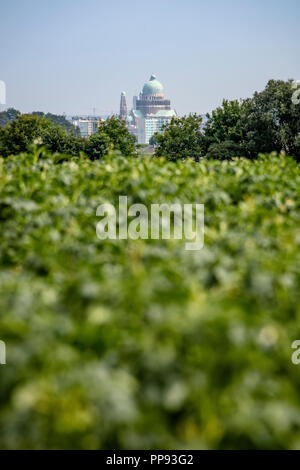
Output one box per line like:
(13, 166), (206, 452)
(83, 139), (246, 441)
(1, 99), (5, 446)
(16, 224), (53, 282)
(0, 148), (300, 449)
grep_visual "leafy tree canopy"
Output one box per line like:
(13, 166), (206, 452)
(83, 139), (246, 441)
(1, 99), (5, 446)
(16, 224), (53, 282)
(154, 114), (205, 161)
(98, 116), (136, 156)
(32, 111), (79, 135)
(0, 113), (136, 160)
(149, 134), (157, 146)
(206, 140), (243, 160)
(240, 79), (300, 159)
(0, 114), (84, 158)
(84, 132), (111, 160)
(155, 80), (300, 161)
(204, 99), (245, 159)
(0, 108), (21, 128)
(204, 79), (300, 160)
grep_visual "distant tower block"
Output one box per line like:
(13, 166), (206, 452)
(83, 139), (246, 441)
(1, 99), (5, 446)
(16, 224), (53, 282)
(120, 91), (127, 120)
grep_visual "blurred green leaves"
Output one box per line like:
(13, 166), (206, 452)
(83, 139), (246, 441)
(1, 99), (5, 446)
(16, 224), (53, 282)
(0, 151), (299, 449)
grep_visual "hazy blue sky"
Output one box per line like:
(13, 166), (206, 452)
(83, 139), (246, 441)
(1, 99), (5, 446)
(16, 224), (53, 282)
(1, 0), (299, 115)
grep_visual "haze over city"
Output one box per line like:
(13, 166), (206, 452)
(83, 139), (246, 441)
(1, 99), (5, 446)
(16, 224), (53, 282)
(1, 0), (300, 116)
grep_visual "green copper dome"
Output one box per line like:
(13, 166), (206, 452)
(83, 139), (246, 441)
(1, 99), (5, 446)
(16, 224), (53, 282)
(142, 74), (164, 95)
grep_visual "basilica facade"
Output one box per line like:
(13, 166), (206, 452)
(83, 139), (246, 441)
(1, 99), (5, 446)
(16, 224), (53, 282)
(120, 74), (176, 144)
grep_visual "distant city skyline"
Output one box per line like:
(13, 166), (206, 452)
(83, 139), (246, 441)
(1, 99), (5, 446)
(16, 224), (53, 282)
(1, 0), (300, 116)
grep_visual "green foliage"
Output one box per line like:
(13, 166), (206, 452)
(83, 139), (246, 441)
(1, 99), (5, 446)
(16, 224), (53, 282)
(0, 109), (79, 136)
(31, 111), (79, 135)
(149, 134), (157, 146)
(0, 114), (84, 158)
(39, 124), (84, 156)
(206, 140), (243, 160)
(204, 100), (245, 159)
(154, 80), (300, 161)
(0, 108), (20, 128)
(98, 116), (136, 156)
(204, 80), (300, 161)
(0, 114), (51, 157)
(0, 114), (137, 161)
(154, 114), (205, 161)
(0, 151), (299, 449)
(240, 80), (300, 160)
(205, 100), (244, 144)
(84, 132), (111, 160)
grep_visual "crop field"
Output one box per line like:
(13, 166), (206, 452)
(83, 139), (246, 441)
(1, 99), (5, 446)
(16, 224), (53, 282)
(0, 149), (300, 449)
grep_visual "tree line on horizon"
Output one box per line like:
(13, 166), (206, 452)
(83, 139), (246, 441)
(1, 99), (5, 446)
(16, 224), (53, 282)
(0, 79), (299, 161)
(0, 113), (136, 160)
(0, 109), (78, 134)
(152, 79), (300, 162)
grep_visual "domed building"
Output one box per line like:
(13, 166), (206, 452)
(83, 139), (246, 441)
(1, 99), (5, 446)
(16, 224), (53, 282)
(124, 74), (177, 144)
(142, 74), (164, 95)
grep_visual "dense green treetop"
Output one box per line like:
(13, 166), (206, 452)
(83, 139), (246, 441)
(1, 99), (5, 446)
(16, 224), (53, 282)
(240, 79), (300, 159)
(154, 79), (300, 161)
(0, 108), (20, 127)
(0, 114), (83, 158)
(154, 114), (205, 161)
(84, 132), (111, 161)
(0, 113), (137, 160)
(0, 108), (78, 135)
(204, 79), (300, 160)
(31, 111), (79, 135)
(98, 115), (136, 156)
